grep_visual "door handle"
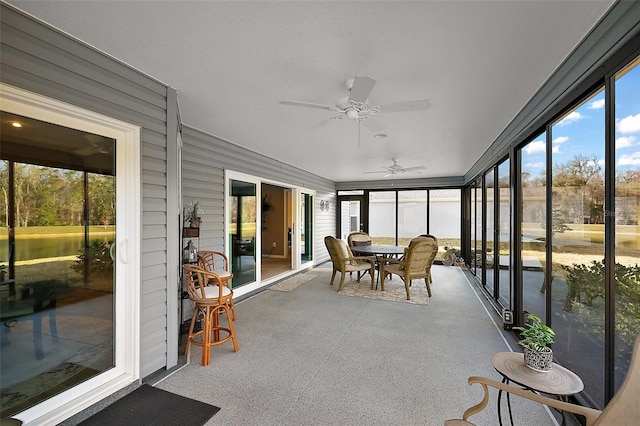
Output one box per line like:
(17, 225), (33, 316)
(118, 239), (128, 264)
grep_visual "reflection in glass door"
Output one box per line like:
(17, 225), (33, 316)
(300, 193), (313, 263)
(613, 56), (640, 394)
(520, 132), (547, 323)
(1, 114), (115, 418)
(338, 195), (365, 241)
(497, 159), (511, 308)
(229, 179), (257, 287)
(484, 170), (495, 296)
(474, 181), (483, 276)
(550, 88), (605, 407)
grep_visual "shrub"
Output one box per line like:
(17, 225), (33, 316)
(561, 260), (640, 348)
(72, 239), (113, 277)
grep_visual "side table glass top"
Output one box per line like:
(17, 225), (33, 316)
(492, 352), (584, 396)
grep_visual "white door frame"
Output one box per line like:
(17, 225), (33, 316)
(225, 171), (315, 297)
(1, 83), (141, 425)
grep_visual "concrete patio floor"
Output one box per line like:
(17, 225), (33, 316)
(64, 263), (576, 425)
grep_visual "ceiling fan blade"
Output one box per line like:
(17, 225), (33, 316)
(380, 99), (431, 113)
(307, 119), (331, 131)
(279, 100), (338, 111)
(348, 75), (377, 103)
(363, 170), (389, 174)
(403, 166), (426, 172)
(361, 118), (386, 133)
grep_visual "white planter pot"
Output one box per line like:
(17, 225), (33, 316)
(523, 346), (553, 372)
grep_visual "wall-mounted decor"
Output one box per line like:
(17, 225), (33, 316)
(184, 200), (203, 228)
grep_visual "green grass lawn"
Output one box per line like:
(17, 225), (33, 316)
(0, 225), (115, 239)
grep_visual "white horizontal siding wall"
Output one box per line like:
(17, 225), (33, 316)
(182, 126), (335, 266)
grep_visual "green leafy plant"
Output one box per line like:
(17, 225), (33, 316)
(561, 260), (640, 349)
(72, 239), (113, 277)
(513, 314), (555, 352)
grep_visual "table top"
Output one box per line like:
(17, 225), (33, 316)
(492, 352), (583, 396)
(350, 245), (405, 256)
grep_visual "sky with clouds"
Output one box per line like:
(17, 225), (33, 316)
(523, 59), (640, 174)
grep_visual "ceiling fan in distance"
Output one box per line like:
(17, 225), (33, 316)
(279, 75), (431, 143)
(364, 159), (426, 178)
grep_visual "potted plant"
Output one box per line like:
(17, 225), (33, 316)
(184, 200), (204, 228)
(513, 313), (555, 372)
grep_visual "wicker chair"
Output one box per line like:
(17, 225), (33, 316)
(324, 236), (376, 291)
(347, 232), (373, 280)
(445, 334), (640, 425)
(380, 236), (438, 300)
(347, 231), (372, 247)
(198, 250), (236, 320)
(182, 264), (239, 366)
(417, 234), (438, 283)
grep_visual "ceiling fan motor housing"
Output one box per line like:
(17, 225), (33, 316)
(346, 109), (359, 120)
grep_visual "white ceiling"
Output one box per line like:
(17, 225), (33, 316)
(8, 1), (614, 182)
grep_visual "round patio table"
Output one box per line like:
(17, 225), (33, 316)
(350, 245), (405, 287)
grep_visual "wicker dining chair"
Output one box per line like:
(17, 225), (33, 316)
(324, 236), (376, 292)
(380, 236), (438, 300)
(347, 231), (372, 247)
(347, 232), (373, 280)
(417, 234), (438, 283)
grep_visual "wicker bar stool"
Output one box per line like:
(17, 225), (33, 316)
(198, 250), (236, 320)
(183, 264), (239, 366)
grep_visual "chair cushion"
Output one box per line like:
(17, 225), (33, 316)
(345, 261), (373, 272)
(214, 270), (232, 279)
(385, 264), (403, 275)
(203, 285), (232, 298)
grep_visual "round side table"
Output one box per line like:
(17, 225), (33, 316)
(492, 352), (583, 426)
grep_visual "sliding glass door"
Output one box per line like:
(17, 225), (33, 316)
(227, 173), (316, 292)
(300, 192), (313, 264)
(337, 192), (365, 241)
(229, 178), (258, 288)
(1, 85), (140, 424)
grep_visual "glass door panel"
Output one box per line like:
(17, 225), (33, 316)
(613, 56), (640, 394)
(301, 193), (313, 263)
(1, 160), (9, 287)
(230, 179), (257, 287)
(475, 182), (483, 276)
(551, 89), (605, 408)
(485, 169), (495, 296)
(520, 132), (547, 322)
(470, 185), (477, 272)
(497, 160), (511, 308)
(430, 189), (461, 262)
(1, 113), (115, 418)
(369, 191), (396, 245)
(338, 196), (364, 241)
(398, 190), (427, 246)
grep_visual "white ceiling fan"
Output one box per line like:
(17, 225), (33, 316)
(74, 134), (114, 156)
(279, 75), (431, 141)
(364, 159), (426, 177)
